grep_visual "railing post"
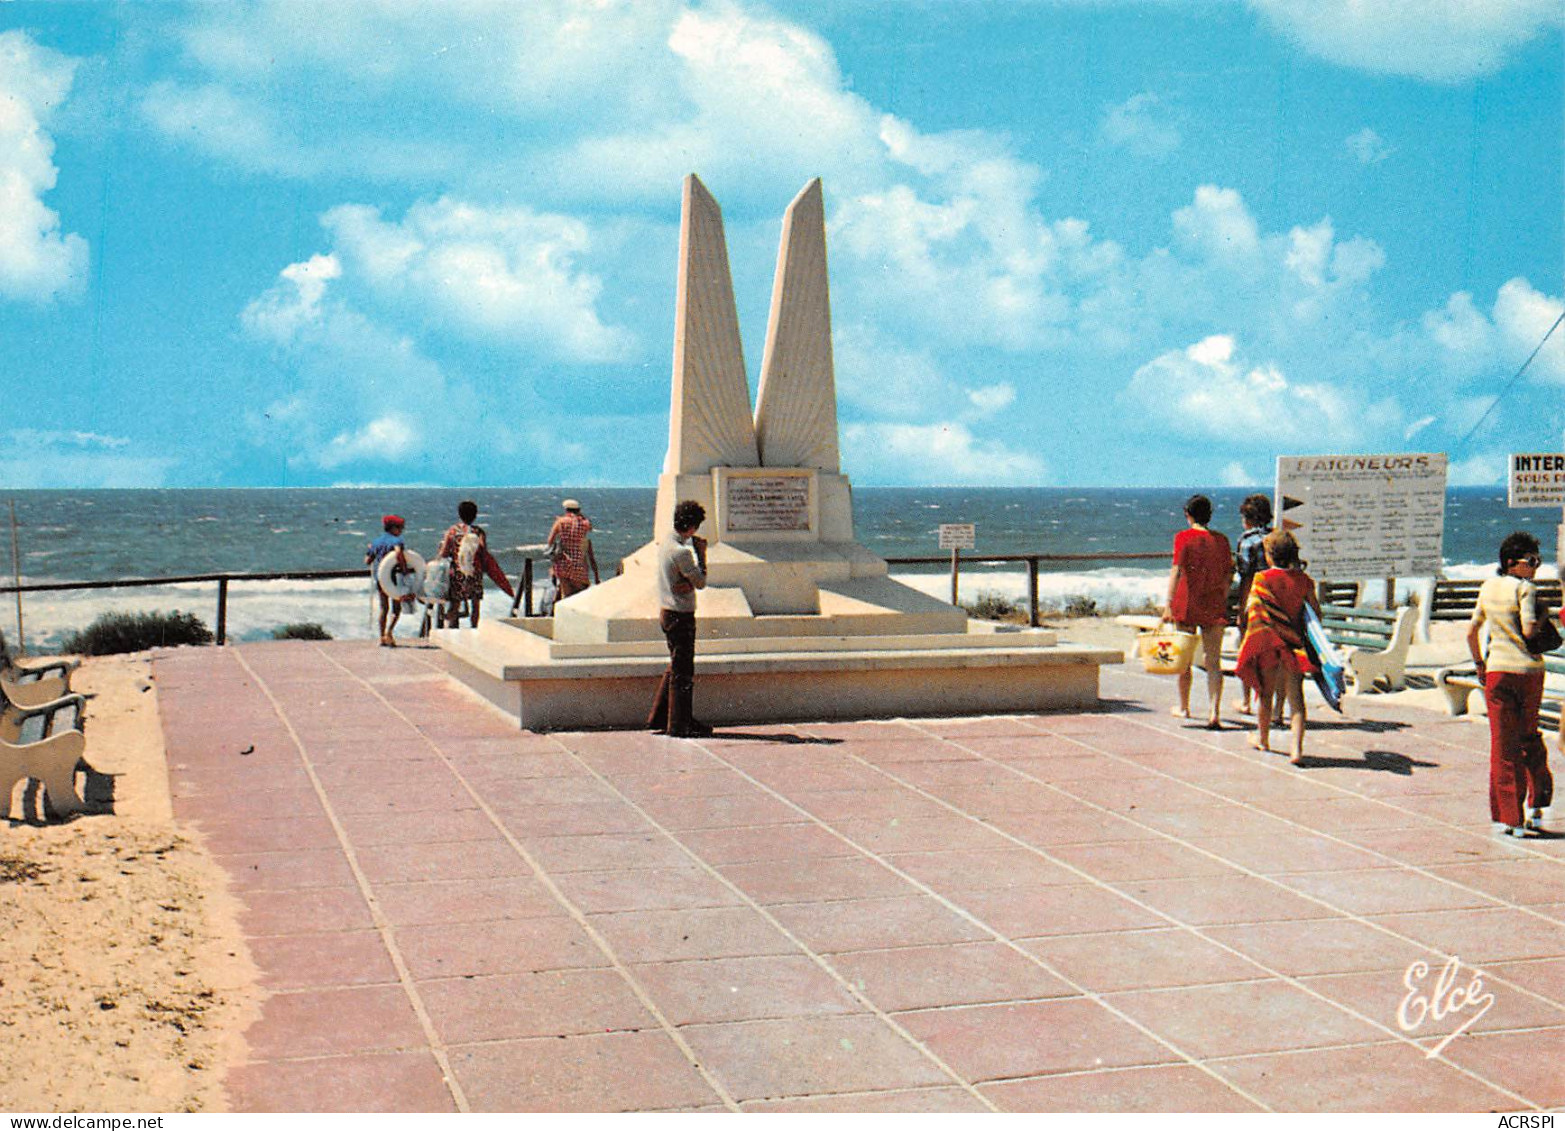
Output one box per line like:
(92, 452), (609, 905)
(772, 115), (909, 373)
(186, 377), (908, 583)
(1028, 556), (1040, 628)
(523, 558), (533, 617)
(216, 577), (229, 645)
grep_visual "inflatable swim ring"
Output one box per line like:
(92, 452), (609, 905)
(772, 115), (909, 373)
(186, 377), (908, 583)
(377, 548), (426, 600)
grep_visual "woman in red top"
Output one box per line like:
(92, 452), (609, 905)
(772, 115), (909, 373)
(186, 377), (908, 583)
(1235, 530), (1320, 764)
(1162, 494), (1234, 729)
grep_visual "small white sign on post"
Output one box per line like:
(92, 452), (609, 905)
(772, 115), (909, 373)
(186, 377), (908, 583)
(1509, 453), (1565, 508)
(937, 523), (976, 550)
(1275, 453), (1447, 578)
(938, 523), (975, 607)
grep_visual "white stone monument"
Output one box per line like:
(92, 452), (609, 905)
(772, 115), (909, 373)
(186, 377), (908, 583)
(433, 176), (1119, 730)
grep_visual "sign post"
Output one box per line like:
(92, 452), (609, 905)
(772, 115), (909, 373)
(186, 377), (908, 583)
(1275, 454), (1447, 605)
(938, 523), (975, 606)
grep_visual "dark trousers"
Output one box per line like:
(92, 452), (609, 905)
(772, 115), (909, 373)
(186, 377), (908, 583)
(1485, 668), (1553, 826)
(647, 609), (697, 733)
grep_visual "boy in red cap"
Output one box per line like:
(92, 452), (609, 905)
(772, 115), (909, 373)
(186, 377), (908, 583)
(366, 514), (410, 646)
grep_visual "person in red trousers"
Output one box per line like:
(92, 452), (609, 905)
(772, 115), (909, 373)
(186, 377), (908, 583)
(1468, 531), (1553, 837)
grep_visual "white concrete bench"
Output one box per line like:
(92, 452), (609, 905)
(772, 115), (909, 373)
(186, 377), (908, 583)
(1439, 653), (1565, 730)
(1321, 603), (1417, 692)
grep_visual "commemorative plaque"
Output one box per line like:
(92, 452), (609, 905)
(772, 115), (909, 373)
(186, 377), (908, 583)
(714, 468), (818, 542)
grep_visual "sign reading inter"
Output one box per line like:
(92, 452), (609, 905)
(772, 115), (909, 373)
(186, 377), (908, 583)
(1509, 453), (1565, 508)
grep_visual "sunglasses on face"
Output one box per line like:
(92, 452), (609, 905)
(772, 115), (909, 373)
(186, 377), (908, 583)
(1522, 555), (1542, 567)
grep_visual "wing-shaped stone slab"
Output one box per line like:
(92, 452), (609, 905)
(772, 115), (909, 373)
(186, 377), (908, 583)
(666, 174), (759, 474)
(754, 178), (840, 473)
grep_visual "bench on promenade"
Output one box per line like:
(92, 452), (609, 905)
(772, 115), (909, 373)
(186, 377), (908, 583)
(1320, 602), (1417, 692)
(1, 683), (90, 820)
(1427, 578), (1562, 621)
(1439, 652), (1565, 732)
(1415, 578), (1563, 644)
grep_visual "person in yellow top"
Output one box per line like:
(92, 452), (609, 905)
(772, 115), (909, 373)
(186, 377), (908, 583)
(1467, 531), (1553, 837)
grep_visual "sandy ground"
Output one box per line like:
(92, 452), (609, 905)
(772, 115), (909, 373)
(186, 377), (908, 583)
(0, 653), (259, 1114)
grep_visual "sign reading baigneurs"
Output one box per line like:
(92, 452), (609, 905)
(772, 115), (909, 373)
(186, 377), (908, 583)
(1509, 453), (1565, 508)
(1275, 453), (1447, 578)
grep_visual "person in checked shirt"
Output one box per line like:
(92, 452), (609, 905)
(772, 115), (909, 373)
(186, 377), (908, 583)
(545, 498), (599, 608)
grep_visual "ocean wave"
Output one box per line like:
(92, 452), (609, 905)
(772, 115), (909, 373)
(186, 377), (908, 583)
(2, 559), (1551, 652)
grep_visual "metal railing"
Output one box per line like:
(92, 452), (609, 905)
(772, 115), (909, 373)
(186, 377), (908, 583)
(0, 551), (1175, 648)
(883, 552), (1171, 627)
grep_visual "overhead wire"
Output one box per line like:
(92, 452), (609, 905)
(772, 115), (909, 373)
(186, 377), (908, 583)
(1453, 308), (1565, 450)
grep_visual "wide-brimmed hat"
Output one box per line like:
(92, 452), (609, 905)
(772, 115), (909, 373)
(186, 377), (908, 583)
(562, 498), (581, 511)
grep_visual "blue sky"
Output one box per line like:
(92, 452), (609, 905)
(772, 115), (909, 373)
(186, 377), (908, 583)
(2, 0), (1561, 489)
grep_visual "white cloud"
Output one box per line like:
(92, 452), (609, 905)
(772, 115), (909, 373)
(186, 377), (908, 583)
(1123, 333), (1391, 445)
(1448, 453), (1506, 487)
(0, 32), (89, 304)
(841, 421), (1046, 485)
(967, 383), (1016, 415)
(1493, 278), (1565, 383)
(8, 429), (130, 450)
(1345, 127), (1391, 165)
(0, 430), (173, 487)
(1420, 278), (1565, 385)
(1218, 462), (1255, 488)
(1100, 93), (1180, 158)
(321, 198), (634, 362)
(1173, 186), (1261, 265)
(1248, 0), (1563, 82)
(316, 414), (420, 469)
(242, 258), (461, 471)
(833, 322), (953, 419)
(240, 253), (341, 343)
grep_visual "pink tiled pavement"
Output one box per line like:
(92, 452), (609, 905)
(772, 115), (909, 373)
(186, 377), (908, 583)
(153, 641), (1565, 1112)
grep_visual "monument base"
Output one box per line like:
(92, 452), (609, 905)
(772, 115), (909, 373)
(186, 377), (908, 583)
(432, 618), (1122, 732)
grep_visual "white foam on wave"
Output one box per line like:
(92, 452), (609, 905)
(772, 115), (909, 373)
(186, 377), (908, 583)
(892, 569), (1166, 614)
(3, 576), (394, 650)
(3, 559), (1547, 653)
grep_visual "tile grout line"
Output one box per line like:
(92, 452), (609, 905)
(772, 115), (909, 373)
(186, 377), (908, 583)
(311, 647), (743, 1113)
(634, 735), (1280, 1112)
(775, 715), (1540, 1108)
(227, 648), (471, 1113)
(1055, 709), (1565, 991)
(1079, 673), (1565, 910)
(900, 714), (1549, 1104)
(544, 737), (1009, 1113)
(1105, 665), (1565, 865)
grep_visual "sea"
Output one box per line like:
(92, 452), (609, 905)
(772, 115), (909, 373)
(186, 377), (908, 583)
(1, 487), (1558, 652)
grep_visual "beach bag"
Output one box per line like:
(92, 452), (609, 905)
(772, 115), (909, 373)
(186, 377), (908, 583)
(456, 526), (484, 578)
(1140, 626), (1197, 675)
(422, 556), (452, 603)
(1525, 598), (1562, 656)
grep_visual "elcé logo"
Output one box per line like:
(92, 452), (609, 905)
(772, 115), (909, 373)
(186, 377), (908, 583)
(1397, 956), (1495, 1058)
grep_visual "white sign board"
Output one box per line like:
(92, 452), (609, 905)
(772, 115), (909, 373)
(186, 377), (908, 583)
(1509, 453), (1565, 508)
(938, 523), (975, 550)
(1275, 453), (1447, 577)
